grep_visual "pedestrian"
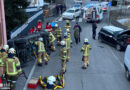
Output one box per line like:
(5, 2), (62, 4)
(81, 38), (91, 69)
(60, 4), (63, 14)
(56, 4), (59, 15)
(60, 40), (67, 74)
(5, 48), (22, 90)
(54, 24), (62, 45)
(35, 37), (49, 65)
(73, 27), (80, 44)
(0, 45), (9, 77)
(49, 32), (56, 51)
(92, 21), (97, 39)
(73, 22), (82, 43)
(64, 32), (72, 62)
(36, 20), (43, 31)
(45, 22), (53, 32)
(63, 4), (66, 11)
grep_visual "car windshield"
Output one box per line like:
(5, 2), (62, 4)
(67, 10), (75, 13)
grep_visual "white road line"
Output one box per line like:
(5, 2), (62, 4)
(79, 18), (82, 22)
(72, 19), (76, 22)
(23, 60), (37, 90)
(59, 17), (63, 21)
(109, 48), (124, 69)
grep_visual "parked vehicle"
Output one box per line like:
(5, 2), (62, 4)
(74, 0), (83, 5)
(83, 3), (103, 22)
(62, 8), (81, 19)
(124, 45), (130, 81)
(100, 2), (109, 13)
(98, 26), (130, 51)
(73, 3), (82, 10)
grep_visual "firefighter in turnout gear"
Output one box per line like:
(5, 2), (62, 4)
(35, 37), (48, 65)
(5, 48), (22, 90)
(81, 38), (91, 69)
(65, 20), (71, 33)
(54, 24), (62, 45)
(60, 40), (67, 74)
(0, 45), (9, 77)
(49, 32), (56, 51)
(64, 32), (72, 62)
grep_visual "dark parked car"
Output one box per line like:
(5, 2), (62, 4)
(98, 26), (130, 51)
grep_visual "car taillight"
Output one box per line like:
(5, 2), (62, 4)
(126, 38), (130, 44)
(97, 15), (99, 18)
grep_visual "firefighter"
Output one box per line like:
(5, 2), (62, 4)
(35, 37), (48, 65)
(0, 45), (9, 77)
(64, 32), (72, 62)
(49, 32), (56, 51)
(60, 40), (67, 74)
(65, 20), (71, 33)
(5, 48), (22, 90)
(54, 24), (62, 45)
(81, 38), (91, 69)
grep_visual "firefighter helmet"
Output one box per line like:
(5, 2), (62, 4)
(84, 38), (88, 42)
(38, 37), (43, 41)
(8, 48), (15, 54)
(3, 45), (9, 50)
(61, 40), (66, 46)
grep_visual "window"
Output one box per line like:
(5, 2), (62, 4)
(75, 9), (79, 12)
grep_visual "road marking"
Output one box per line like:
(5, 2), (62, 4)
(23, 60), (37, 90)
(109, 48), (124, 69)
(79, 18), (82, 22)
(72, 19), (76, 22)
(59, 17), (63, 21)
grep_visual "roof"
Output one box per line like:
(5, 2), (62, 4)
(103, 26), (124, 32)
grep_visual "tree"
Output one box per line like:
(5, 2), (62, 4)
(4, 0), (30, 31)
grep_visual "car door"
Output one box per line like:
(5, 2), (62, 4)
(75, 9), (80, 17)
(106, 32), (117, 46)
(98, 29), (108, 41)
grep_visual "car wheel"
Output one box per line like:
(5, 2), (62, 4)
(126, 70), (130, 81)
(98, 36), (102, 42)
(116, 44), (122, 51)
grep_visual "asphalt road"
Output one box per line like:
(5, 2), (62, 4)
(15, 0), (130, 90)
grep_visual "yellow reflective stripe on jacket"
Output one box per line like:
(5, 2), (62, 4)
(0, 58), (4, 66)
(6, 59), (18, 76)
(64, 38), (71, 49)
(49, 32), (56, 42)
(38, 41), (45, 52)
(82, 44), (91, 56)
(16, 60), (22, 73)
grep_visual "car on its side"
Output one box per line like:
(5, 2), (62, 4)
(98, 26), (130, 51)
(62, 8), (81, 19)
(124, 45), (130, 81)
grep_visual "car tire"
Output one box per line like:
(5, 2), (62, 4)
(98, 36), (102, 42)
(126, 70), (130, 81)
(116, 44), (122, 51)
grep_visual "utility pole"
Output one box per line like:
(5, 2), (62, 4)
(0, 0), (7, 46)
(108, 0), (110, 24)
